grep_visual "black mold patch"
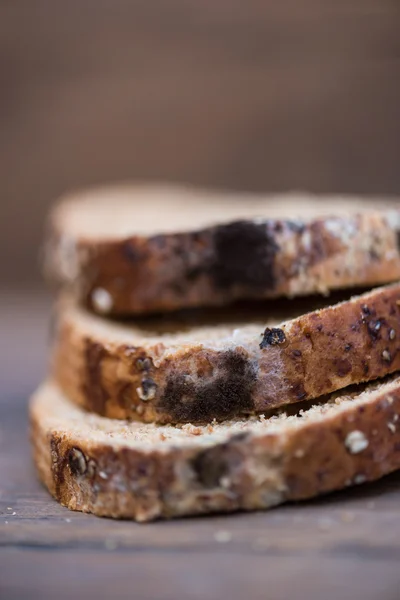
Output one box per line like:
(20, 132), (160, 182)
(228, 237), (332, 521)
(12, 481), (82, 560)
(191, 435), (247, 487)
(158, 349), (257, 423)
(308, 221), (327, 265)
(260, 327), (286, 349)
(122, 239), (141, 262)
(210, 221), (279, 290)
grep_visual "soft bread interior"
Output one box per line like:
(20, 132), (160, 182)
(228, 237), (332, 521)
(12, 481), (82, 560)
(51, 185), (398, 239)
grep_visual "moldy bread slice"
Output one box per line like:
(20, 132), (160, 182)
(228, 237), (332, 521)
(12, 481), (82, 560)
(52, 283), (400, 423)
(44, 185), (400, 315)
(31, 376), (400, 522)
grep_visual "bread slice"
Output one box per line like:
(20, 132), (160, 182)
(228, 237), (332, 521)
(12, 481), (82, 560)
(52, 283), (400, 424)
(31, 377), (400, 522)
(44, 185), (400, 315)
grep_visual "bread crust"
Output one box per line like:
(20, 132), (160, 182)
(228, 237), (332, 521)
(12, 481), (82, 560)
(45, 194), (400, 315)
(30, 378), (400, 522)
(52, 283), (400, 423)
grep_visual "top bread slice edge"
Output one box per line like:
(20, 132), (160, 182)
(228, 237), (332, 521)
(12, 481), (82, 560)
(44, 186), (400, 315)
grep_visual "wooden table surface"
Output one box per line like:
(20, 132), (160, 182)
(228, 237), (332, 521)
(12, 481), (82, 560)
(2, 292), (400, 600)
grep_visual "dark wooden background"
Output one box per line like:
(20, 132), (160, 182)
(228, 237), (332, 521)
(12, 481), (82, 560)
(1, 0), (400, 285)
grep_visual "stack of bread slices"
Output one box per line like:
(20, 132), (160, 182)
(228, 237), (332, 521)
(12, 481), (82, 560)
(31, 186), (400, 522)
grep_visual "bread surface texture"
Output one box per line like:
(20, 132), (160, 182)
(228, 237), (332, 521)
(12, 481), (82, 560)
(31, 377), (400, 522)
(44, 186), (400, 315)
(53, 283), (400, 423)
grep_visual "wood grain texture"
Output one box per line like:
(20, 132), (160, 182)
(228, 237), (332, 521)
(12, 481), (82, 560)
(0, 1), (400, 284)
(3, 293), (400, 599)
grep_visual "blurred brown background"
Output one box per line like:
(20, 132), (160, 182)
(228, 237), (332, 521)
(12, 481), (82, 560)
(1, 0), (400, 287)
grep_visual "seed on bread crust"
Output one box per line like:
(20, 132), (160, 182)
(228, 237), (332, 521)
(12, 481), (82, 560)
(68, 448), (87, 476)
(136, 379), (157, 401)
(382, 349), (392, 362)
(345, 431), (369, 454)
(91, 287), (113, 313)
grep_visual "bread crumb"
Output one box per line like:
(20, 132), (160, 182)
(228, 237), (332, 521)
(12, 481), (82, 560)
(382, 349), (392, 362)
(207, 424), (214, 433)
(99, 471), (108, 480)
(214, 530), (232, 543)
(345, 430), (369, 454)
(159, 432), (167, 441)
(182, 424), (202, 436)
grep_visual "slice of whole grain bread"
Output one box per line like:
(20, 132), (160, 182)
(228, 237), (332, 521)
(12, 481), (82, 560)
(31, 377), (400, 522)
(44, 185), (400, 315)
(52, 283), (400, 424)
